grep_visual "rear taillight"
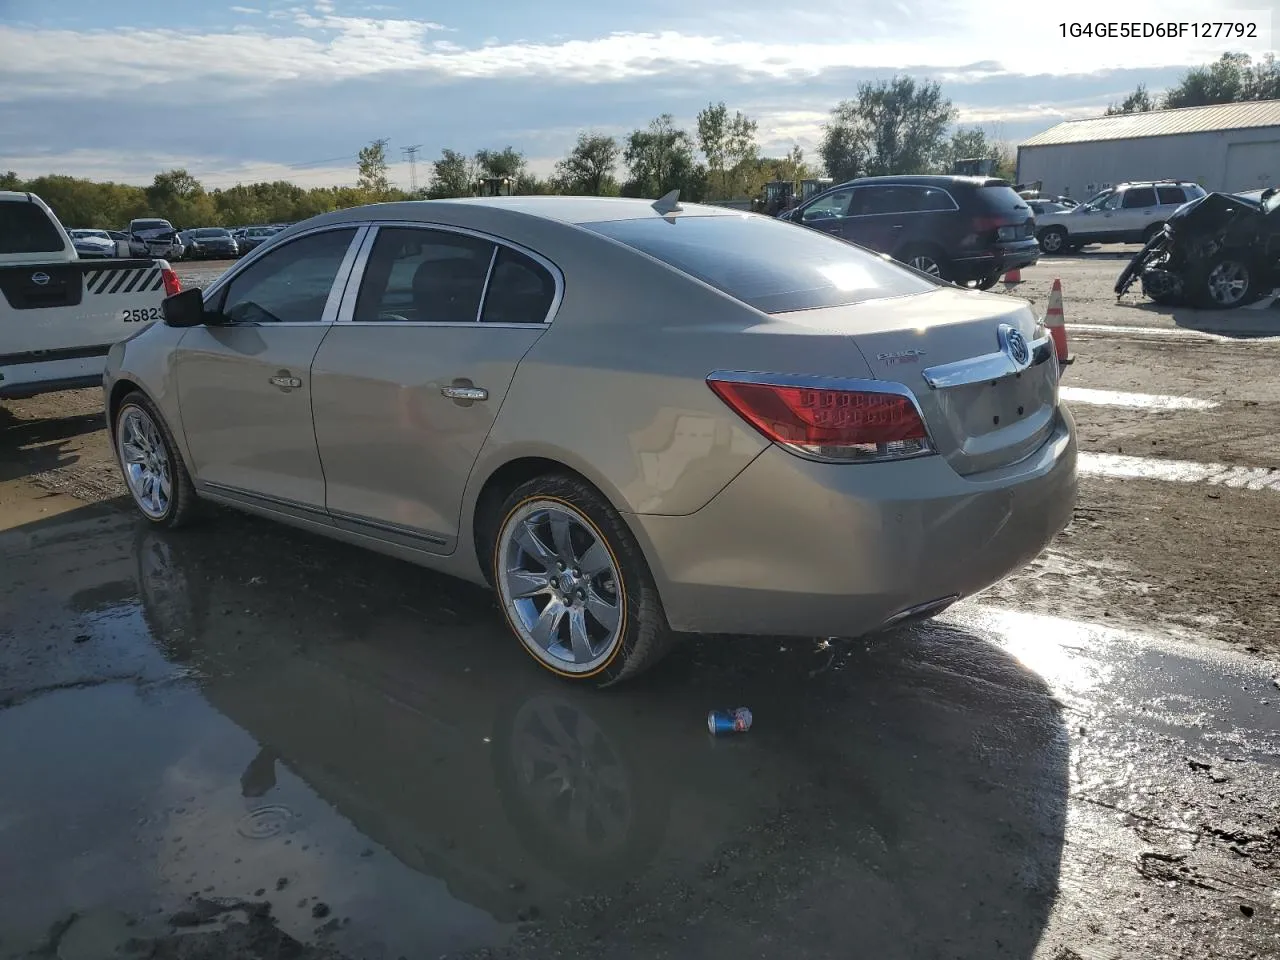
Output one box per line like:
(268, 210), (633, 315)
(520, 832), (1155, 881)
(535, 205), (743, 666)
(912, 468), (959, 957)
(707, 375), (934, 463)
(161, 266), (182, 297)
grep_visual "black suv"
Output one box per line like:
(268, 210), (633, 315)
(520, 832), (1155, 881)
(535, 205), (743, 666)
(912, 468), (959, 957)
(778, 175), (1039, 289)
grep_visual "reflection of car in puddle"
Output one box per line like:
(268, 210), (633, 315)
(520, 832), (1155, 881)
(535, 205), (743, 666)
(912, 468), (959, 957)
(131, 523), (692, 920)
(130, 518), (1068, 950)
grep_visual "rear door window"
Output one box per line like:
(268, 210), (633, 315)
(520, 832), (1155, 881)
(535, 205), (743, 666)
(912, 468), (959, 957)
(354, 226), (495, 323)
(582, 213), (937, 314)
(861, 186), (916, 215)
(1122, 187), (1157, 208)
(1156, 186), (1187, 205)
(915, 187), (956, 212)
(480, 247), (557, 324)
(0, 202), (65, 254)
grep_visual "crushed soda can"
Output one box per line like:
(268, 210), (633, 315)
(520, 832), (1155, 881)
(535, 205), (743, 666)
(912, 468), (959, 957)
(707, 707), (753, 736)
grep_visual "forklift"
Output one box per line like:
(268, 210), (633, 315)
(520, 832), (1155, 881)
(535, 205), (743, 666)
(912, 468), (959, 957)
(474, 176), (514, 197)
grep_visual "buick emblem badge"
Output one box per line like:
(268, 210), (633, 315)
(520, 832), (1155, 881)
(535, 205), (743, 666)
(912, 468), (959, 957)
(1000, 324), (1029, 365)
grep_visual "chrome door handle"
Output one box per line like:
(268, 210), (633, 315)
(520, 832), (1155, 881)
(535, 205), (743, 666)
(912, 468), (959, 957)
(270, 376), (301, 388)
(441, 385), (488, 401)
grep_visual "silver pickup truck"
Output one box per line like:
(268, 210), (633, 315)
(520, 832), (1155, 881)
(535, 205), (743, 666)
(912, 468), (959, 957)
(1, 191), (180, 400)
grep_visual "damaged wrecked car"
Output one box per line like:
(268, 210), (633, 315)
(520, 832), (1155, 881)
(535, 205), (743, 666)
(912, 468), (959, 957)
(1115, 186), (1280, 309)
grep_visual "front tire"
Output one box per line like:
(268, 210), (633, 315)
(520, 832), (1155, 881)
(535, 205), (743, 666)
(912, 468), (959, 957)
(1038, 226), (1067, 254)
(490, 474), (675, 686)
(1193, 257), (1258, 309)
(114, 392), (199, 528)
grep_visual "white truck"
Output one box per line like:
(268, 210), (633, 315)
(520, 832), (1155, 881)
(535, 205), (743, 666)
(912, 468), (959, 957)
(1, 190), (181, 401)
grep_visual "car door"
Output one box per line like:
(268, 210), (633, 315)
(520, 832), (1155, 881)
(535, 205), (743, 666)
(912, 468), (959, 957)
(309, 224), (557, 554)
(1156, 185), (1190, 219)
(842, 185), (917, 254)
(795, 187), (857, 237)
(1078, 189), (1124, 241)
(173, 225), (364, 516)
(1114, 185), (1158, 241)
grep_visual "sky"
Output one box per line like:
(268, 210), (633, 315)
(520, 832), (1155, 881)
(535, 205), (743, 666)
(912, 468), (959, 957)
(0, 0), (1274, 189)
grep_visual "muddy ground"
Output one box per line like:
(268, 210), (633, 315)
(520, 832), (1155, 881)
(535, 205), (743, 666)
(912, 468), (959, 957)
(2, 251), (1279, 960)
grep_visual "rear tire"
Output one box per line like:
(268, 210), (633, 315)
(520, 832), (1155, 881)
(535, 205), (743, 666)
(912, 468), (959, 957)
(898, 245), (950, 283)
(114, 391), (199, 528)
(490, 474), (675, 686)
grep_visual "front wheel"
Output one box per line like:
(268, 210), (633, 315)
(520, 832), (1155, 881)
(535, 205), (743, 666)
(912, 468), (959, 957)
(1038, 227), (1068, 254)
(115, 392), (199, 528)
(1194, 257), (1258, 309)
(491, 474), (675, 686)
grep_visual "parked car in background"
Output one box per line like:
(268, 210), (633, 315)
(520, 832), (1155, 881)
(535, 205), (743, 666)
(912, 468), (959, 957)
(128, 218), (183, 259)
(1028, 200), (1072, 217)
(232, 224), (284, 254)
(107, 230), (130, 243)
(779, 175), (1039, 289)
(104, 195), (1076, 685)
(67, 228), (117, 259)
(0, 191), (179, 399)
(178, 227), (239, 260)
(1034, 181), (1208, 254)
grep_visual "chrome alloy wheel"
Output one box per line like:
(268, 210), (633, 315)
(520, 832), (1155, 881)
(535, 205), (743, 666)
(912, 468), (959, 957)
(497, 500), (624, 674)
(907, 253), (942, 276)
(117, 406), (172, 519)
(1206, 260), (1250, 307)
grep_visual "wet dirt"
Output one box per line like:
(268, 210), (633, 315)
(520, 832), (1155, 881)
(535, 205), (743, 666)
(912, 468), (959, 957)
(1, 493), (1278, 960)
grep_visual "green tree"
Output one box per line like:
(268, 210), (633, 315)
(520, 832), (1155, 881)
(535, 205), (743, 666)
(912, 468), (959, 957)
(428, 148), (476, 199)
(819, 103), (867, 182)
(724, 110), (759, 198)
(357, 138), (391, 197)
(0, 170), (20, 190)
(1105, 83), (1155, 115)
(696, 102), (730, 197)
(621, 114), (707, 201)
(1163, 52), (1253, 108)
(857, 76), (954, 176)
(553, 132), (620, 195)
(475, 146), (526, 180)
(514, 172), (554, 195)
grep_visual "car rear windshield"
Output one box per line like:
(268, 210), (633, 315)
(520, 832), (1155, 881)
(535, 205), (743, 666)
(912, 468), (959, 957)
(580, 213), (937, 313)
(133, 220), (172, 230)
(0, 201), (65, 254)
(972, 183), (1032, 214)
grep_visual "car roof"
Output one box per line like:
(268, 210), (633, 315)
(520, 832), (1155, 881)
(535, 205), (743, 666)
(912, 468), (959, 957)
(833, 175), (1009, 189)
(278, 196), (738, 239)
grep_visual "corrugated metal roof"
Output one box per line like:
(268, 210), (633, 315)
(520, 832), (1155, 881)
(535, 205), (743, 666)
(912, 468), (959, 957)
(1019, 99), (1280, 147)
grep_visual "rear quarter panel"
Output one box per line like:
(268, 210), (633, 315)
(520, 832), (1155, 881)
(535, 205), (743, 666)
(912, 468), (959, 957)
(462, 223), (876, 574)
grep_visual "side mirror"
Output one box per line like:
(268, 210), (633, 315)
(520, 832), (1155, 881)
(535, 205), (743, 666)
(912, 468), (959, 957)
(162, 288), (212, 328)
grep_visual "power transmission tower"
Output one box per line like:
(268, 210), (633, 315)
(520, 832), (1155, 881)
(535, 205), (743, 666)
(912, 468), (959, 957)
(402, 144), (423, 193)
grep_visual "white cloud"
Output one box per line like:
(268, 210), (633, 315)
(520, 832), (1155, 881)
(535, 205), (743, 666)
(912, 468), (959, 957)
(229, 5), (262, 13)
(1, 2), (1272, 103)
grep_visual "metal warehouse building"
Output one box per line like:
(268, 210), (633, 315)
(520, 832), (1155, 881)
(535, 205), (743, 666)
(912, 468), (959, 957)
(1016, 99), (1280, 200)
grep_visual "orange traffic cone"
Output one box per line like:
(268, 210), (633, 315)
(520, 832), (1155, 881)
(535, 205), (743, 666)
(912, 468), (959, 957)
(1003, 267), (1022, 283)
(1045, 278), (1072, 366)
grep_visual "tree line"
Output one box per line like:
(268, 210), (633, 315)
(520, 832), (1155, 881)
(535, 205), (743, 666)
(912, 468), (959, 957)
(5, 53), (1271, 229)
(1106, 52), (1278, 114)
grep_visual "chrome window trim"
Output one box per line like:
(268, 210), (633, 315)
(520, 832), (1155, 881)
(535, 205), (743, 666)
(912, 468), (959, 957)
(333, 220), (565, 327)
(199, 223), (372, 327)
(704, 369), (938, 463)
(476, 245), (500, 322)
(922, 334), (1054, 390)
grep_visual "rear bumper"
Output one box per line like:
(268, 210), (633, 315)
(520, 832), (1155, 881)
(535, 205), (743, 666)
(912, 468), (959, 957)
(952, 240), (1041, 280)
(629, 405), (1077, 637)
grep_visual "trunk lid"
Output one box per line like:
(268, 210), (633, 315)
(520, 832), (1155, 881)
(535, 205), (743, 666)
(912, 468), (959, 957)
(775, 287), (1059, 476)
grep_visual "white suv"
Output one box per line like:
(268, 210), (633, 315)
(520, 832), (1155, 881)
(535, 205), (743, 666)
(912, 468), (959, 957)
(1034, 181), (1207, 254)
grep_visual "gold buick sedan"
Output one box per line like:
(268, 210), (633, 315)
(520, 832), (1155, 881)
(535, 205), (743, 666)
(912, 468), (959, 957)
(104, 195), (1077, 685)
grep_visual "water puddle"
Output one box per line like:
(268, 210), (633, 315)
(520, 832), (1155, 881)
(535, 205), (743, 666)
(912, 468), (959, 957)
(1060, 387), (1218, 411)
(1078, 451), (1280, 492)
